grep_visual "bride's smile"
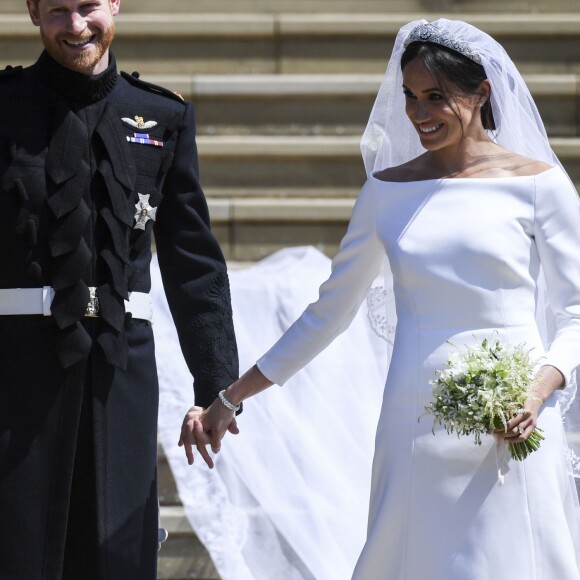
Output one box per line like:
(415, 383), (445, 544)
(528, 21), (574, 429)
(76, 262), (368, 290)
(402, 57), (486, 154)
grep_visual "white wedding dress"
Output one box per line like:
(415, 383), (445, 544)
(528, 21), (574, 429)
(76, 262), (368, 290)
(257, 166), (580, 579)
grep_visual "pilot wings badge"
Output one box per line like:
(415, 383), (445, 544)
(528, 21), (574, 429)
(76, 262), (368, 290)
(122, 115), (158, 130)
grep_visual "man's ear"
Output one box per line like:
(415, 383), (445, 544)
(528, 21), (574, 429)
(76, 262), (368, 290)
(110, 0), (121, 17)
(26, 0), (41, 27)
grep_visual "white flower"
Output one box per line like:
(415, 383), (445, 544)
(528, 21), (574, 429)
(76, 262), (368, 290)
(451, 361), (468, 380)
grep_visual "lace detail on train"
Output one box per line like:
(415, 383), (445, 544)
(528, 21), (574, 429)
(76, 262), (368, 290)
(560, 377), (580, 477)
(366, 259), (397, 366)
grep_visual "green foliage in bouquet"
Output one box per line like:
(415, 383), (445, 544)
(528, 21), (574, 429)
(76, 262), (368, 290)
(424, 336), (544, 461)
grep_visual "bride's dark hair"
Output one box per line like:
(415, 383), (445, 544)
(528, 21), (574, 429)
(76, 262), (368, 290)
(401, 41), (496, 131)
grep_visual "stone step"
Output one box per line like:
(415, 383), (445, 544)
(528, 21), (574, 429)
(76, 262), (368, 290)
(2, 14), (580, 74)
(197, 135), (366, 195)
(158, 444), (220, 579)
(142, 73), (580, 137)
(194, 135), (580, 259)
(3, 0), (579, 13)
(208, 196), (355, 222)
(206, 186), (357, 199)
(196, 135), (580, 189)
(204, 190), (355, 258)
(208, 198), (354, 261)
(151, 73), (381, 137)
(158, 506), (220, 580)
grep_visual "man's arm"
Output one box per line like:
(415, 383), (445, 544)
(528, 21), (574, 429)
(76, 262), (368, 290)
(154, 101), (239, 408)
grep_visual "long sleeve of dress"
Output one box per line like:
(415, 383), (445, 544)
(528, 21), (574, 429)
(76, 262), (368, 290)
(533, 167), (580, 384)
(257, 180), (384, 385)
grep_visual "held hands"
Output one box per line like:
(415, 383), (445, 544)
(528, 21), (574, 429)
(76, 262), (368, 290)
(178, 400), (239, 469)
(178, 366), (274, 468)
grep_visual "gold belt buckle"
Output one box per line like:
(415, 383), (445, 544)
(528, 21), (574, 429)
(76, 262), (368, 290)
(85, 287), (100, 317)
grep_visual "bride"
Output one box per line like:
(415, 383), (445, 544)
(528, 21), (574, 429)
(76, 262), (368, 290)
(180, 19), (580, 579)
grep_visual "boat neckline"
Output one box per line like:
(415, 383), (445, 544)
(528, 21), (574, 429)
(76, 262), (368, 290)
(370, 165), (559, 184)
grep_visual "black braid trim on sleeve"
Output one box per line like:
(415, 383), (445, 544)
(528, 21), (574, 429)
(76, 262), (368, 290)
(187, 266), (239, 409)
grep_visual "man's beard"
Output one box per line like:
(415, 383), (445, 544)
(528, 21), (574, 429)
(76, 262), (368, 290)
(41, 22), (115, 75)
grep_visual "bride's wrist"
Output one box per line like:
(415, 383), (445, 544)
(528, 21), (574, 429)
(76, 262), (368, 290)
(234, 365), (274, 403)
(223, 378), (248, 407)
(218, 389), (240, 412)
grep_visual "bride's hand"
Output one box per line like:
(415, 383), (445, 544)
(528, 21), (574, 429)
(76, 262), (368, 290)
(493, 399), (540, 442)
(178, 403), (239, 468)
(493, 364), (564, 442)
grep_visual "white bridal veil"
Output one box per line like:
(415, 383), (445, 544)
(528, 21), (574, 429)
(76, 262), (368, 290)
(362, 18), (580, 476)
(360, 18), (561, 173)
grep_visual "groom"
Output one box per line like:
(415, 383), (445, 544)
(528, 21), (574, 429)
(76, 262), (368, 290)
(0, 1), (238, 578)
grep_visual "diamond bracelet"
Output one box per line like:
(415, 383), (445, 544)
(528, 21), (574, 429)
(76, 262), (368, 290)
(218, 389), (240, 413)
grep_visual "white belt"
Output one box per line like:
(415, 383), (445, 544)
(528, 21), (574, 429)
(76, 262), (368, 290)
(0, 286), (153, 322)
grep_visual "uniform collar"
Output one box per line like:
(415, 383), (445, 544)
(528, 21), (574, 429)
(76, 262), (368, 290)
(33, 50), (118, 104)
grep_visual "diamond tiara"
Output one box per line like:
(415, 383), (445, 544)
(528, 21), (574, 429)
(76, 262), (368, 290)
(403, 23), (482, 65)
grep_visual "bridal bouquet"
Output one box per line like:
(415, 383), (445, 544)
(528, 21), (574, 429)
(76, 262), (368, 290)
(424, 336), (544, 461)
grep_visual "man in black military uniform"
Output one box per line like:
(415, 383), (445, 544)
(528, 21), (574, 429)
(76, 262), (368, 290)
(0, 1), (239, 578)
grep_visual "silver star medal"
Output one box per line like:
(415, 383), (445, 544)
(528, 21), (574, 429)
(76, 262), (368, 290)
(134, 193), (157, 230)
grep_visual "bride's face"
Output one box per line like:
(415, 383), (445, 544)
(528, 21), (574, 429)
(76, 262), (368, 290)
(402, 57), (484, 152)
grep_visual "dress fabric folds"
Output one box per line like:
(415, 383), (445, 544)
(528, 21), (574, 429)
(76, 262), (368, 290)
(156, 167), (580, 579)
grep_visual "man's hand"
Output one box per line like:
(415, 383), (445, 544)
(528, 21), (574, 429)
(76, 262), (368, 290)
(198, 398), (240, 458)
(178, 404), (239, 468)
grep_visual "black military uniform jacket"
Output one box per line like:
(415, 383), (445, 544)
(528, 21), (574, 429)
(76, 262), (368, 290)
(0, 51), (238, 580)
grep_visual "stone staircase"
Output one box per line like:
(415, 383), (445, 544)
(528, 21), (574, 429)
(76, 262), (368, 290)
(2, 1), (580, 577)
(4, 4), (579, 260)
(0, 5), (580, 260)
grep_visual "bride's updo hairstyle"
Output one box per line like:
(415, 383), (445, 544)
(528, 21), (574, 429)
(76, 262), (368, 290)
(401, 41), (496, 131)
